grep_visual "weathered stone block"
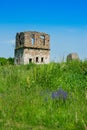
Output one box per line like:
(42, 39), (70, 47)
(67, 53), (80, 61)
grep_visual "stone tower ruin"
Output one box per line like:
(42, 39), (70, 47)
(14, 31), (50, 65)
(67, 53), (80, 61)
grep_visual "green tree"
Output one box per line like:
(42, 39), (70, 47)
(7, 57), (14, 65)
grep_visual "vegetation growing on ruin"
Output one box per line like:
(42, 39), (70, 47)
(0, 60), (87, 130)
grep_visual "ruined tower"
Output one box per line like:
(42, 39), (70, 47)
(14, 31), (50, 64)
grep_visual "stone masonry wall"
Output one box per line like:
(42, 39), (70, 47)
(14, 31), (50, 64)
(24, 48), (50, 64)
(15, 31), (50, 49)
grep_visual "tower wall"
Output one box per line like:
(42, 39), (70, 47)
(14, 31), (50, 65)
(24, 48), (50, 64)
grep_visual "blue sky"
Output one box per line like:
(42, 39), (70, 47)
(0, 0), (87, 61)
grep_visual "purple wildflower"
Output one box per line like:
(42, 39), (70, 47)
(52, 88), (68, 101)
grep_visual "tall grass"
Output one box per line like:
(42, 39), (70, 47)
(0, 61), (87, 130)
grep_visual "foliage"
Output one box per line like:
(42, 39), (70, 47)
(7, 57), (14, 65)
(0, 57), (14, 65)
(0, 57), (7, 65)
(0, 60), (87, 129)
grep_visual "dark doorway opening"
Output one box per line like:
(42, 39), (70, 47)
(29, 58), (32, 63)
(36, 57), (39, 63)
(41, 57), (44, 62)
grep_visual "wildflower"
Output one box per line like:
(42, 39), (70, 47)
(52, 88), (68, 101)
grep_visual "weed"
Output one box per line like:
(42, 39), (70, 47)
(0, 61), (87, 129)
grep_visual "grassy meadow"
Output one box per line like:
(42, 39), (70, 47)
(0, 60), (87, 130)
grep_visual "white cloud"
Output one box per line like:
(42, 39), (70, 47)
(0, 39), (15, 45)
(6, 39), (15, 45)
(9, 39), (15, 45)
(66, 28), (77, 33)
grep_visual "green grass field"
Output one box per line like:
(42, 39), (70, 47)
(0, 60), (87, 130)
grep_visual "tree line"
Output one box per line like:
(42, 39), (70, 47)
(0, 57), (14, 65)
